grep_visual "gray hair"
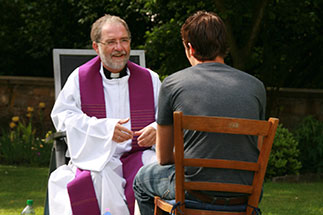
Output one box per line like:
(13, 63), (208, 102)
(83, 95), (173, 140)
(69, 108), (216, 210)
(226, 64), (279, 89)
(90, 14), (131, 42)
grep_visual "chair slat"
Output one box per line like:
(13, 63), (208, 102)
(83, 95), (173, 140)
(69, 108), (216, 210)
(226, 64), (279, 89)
(182, 115), (270, 136)
(184, 182), (253, 194)
(184, 158), (259, 172)
(154, 197), (174, 212)
(184, 208), (246, 215)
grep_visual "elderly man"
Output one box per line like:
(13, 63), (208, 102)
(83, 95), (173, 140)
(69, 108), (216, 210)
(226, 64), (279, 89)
(48, 14), (161, 215)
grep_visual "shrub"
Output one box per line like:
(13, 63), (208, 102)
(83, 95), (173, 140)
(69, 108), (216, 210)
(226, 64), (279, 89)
(266, 124), (302, 179)
(0, 103), (52, 166)
(293, 116), (323, 173)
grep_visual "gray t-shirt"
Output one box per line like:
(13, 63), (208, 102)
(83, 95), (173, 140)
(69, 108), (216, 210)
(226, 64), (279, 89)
(157, 62), (266, 188)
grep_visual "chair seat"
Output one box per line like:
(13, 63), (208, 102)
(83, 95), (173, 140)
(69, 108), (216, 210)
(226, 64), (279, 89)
(164, 199), (247, 212)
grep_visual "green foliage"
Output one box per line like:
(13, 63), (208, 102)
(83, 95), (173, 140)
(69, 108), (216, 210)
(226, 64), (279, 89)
(0, 0), (152, 77)
(144, 19), (189, 76)
(0, 105), (52, 167)
(142, 0), (322, 88)
(266, 124), (302, 179)
(0, 0), (322, 88)
(143, 0), (213, 74)
(294, 116), (323, 174)
(257, 0), (323, 88)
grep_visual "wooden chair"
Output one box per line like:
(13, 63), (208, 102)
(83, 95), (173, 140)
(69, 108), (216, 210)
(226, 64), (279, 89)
(154, 111), (279, 215)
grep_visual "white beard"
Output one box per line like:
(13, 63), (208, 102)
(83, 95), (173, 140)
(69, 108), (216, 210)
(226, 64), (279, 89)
(98, 45), (129, 71)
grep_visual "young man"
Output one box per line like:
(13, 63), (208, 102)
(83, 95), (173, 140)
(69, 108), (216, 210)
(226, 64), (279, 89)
(133, 11), (266, 215)
(48, 14), (161, 215)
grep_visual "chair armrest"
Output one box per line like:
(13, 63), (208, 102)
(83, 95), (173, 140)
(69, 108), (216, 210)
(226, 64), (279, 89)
(47, 131), (68, 168)
(45, 131), (66, 142)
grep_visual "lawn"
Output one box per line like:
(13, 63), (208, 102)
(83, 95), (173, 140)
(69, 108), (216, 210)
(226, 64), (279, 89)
(259, 181), (323, 215)
(0, 165), (48, 215)
(0, 165), (322, 215)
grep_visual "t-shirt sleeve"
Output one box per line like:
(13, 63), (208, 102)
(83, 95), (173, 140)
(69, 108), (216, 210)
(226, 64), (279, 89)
(157, 78), (174, 125)
(257, 82), (266, 120)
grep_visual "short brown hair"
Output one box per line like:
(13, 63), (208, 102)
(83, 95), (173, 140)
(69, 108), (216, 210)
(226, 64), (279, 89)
(90, 14), (131, 42)
(181, 11), (228, 61)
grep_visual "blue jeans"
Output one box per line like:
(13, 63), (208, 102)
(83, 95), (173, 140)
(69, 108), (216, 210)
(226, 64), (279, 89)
(133, 162), (176, 215)
(133, 162), (264, 215)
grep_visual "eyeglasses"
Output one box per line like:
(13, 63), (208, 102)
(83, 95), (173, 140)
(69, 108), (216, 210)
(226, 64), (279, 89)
(98, 38), (131, 48)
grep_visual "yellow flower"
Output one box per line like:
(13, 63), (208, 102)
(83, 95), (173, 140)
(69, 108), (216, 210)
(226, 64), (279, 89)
(39, 144), (44, 148)
(45, 131), (52, 138)
(11, 116), (19, 122)
(27, 106), (34, 112)
(9, 122), (16, 129)
(26, 113), (32, 118)
(39, 102), (46, 109)
(31, 147), (36, 150)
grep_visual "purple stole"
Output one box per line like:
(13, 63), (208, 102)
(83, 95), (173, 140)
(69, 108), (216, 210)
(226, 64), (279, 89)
(67, 168), (100, 215)
(67, 56), (155, 215)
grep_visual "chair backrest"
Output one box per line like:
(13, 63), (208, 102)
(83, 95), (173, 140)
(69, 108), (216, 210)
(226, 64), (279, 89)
(173, 111), (279, 215)
(52, 48), (146, 99)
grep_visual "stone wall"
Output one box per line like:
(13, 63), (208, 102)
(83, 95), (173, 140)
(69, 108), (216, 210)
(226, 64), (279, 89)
(0, 76), (55, 134)
(0, 76), (322, 133)
(267, 88), (323, 130)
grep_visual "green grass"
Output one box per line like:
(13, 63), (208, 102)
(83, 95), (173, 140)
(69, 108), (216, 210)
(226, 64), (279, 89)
(0, 165), (48, 215)
(260, 182), (323, 215)
(0, 165), (322, 215)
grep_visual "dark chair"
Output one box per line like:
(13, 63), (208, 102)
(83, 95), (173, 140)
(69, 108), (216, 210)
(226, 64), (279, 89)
(154, 111), (279, 215)
(43, 49), (146, 215)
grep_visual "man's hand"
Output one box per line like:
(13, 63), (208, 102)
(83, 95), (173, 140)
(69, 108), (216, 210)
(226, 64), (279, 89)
(112, 118), (133, 143)
(134, 126), (156, 147)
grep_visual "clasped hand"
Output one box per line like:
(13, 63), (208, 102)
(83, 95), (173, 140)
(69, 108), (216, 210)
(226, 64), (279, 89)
(112, 118), (156, 147)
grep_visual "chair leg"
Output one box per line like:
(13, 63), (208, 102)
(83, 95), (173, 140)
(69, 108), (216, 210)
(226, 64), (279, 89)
(154, 197), (164, 215)
(154, 197), (160, 215)
(43, 190), (49, 215)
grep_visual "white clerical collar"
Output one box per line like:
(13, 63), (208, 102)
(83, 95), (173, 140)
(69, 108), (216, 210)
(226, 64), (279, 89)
(110, 73), (120, 79)
(103, 65), (127, 79)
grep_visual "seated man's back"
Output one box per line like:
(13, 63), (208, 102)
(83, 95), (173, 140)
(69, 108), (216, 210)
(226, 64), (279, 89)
(157, 61), (265, 189)
(133, 11), (266, 215)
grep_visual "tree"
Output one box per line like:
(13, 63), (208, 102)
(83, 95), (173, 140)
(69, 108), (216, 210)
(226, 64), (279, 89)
(140, 0), (322, 119)
(142, 0), (322, 89)
(0, 0), (322, 90)
(0, 0), (151, 77)
(0, 0), (84, 77)
(258, 0), (322, 89)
